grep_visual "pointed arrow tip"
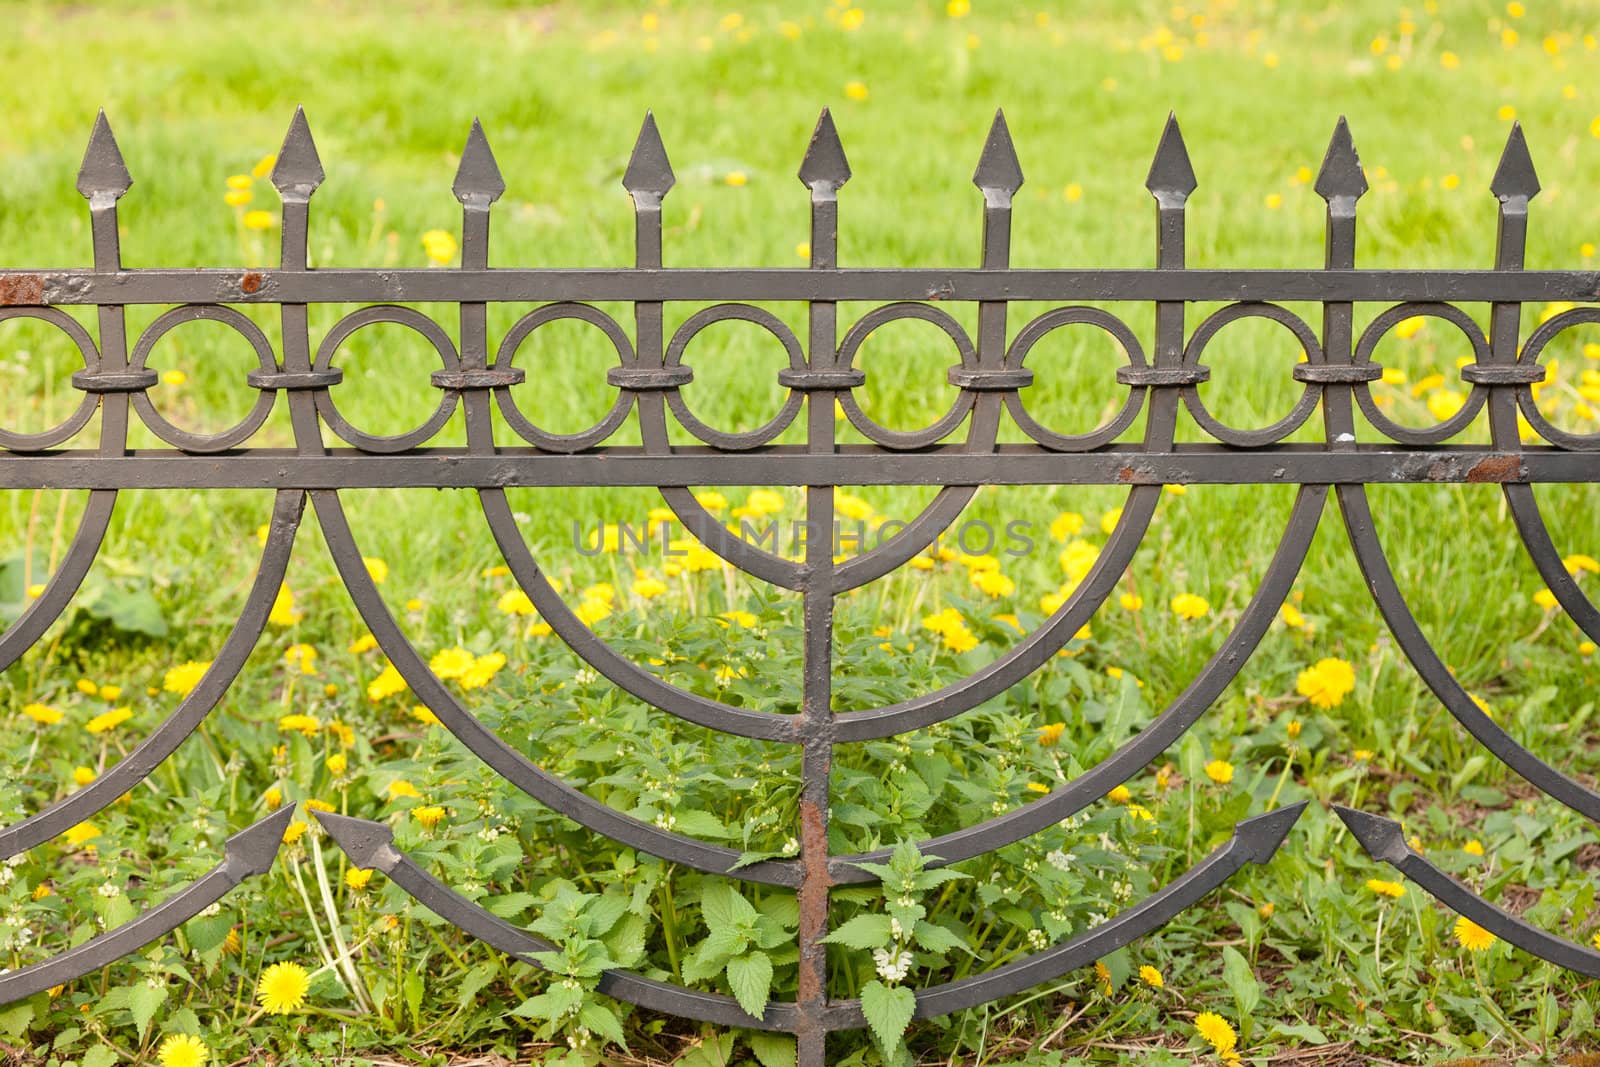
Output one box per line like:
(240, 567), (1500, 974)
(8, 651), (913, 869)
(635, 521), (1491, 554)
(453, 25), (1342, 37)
(1333, 804), (1411, 864)
(269, 106), (325, 196)
(971, 109), (1024, 198)
(223, 806), (296, 878)
(1145, 112), (1197, 200)
(1314, 116), (1368, 202)
(1490, 122), (1540, 201)
(453, 118), (506, 203)
(622, 112), (675, 198)
(75, 110), (133, 201)
(1234, 801), (1307, 864)
(312, 809), (399, 871)
(798, 107), (851, 190)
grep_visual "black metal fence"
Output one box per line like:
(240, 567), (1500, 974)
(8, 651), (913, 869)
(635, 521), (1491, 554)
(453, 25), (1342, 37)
(1, 107), (1598, 1063)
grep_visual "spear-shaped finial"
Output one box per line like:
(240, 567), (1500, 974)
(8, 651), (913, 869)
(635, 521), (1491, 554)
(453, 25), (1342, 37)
(1145, 112), (1197, 205)
(1314, 116), (1368, 203)
(269, 107), (325, 202)
(75, 110), (132, 203)
(798, 107), (851, 193)
(972, 109), (1024, 206)
(453, 118), (506, 204)
(1490, 122), (1540, 203)
(622, 111), (675, 201)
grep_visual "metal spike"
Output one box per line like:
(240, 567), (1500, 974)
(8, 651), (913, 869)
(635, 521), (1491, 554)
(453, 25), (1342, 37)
(1314, 117), (1368, 202)
(453, 119), (506, 204)
(1332, 804), (1412, 864)
(798, 108), (851, 191)
(1233, 801), (1307, 864)
(1490, 122), (1540, 201)
(313, 809), (402, 872)
(622, 112), (675, 199)
(269, 107), (325, 198)
(221, 806), (297, 879)
(1144, 112), (1197, 200)
(75, 110), (132, 201)
(971, 109), (1024, 200)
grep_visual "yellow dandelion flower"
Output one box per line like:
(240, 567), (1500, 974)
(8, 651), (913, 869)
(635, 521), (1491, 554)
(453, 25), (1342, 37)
(243, 210), (276, 231)
(1050, 511), (1084, 540)
(348, 633), (378, 654)
(1367, 878), (1406, 898)
(459, 652), (507, 690)
(947, 0), (970, 15)
(1194, 1012), (1237, 1054)
(1286, 719), (1303, 740)
(1454, 915), (1497, 951)
(64, 822), (100, 848)
(366, 662), (406, 702)
(345, 868), (374, 891)
(429, 647), (476, 680)
(277, 713), (319, 738)
(1139, 964), (1164, 989)
(972, 569), (1015, 598)
(164, 660), (211, 697)
(1296, 657), (1356, 709)
(1534, 588), (1559, 610)
(497, 589), (535, 616)
(1038, 722), (1066, 746)
(387, 780), (421, 800)
(282, 821), (307, 846)
(631, 574), (667, 598)
(268, 584), (302, 627)
(156, 1033), (210, 1067)
(1463, 839), (1485, 856)
(72, 766), (96, 786)
(1170, 593), (1210, 620)
(22, 703), (63, 725)
(421, 229), (458, 264)
(413, 805), (446, 829)
(1107, 784), (1132, 804)
(325, 752), (347, 776)
(1204, 760), (1234, 785)
(844, 80), (869, 101)
(1118, 593), (1144, 611)
(723, 170), (749, 187)
(85, 707), (133, 734)
(256, 961), (311, 1015)
(264, 787), (282, 810)
(283, 643), (318, 675)
(1280, 603), (1306, 628)
(98, 684), (121, 701)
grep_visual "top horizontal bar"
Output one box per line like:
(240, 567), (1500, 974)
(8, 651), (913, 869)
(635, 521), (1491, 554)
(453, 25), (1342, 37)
(3, 268), (1598, 306)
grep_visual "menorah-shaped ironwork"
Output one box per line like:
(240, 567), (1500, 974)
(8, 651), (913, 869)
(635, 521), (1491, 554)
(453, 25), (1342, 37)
(1, 107), (1598, 1063)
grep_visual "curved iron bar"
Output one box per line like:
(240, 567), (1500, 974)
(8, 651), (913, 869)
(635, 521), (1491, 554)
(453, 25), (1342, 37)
(831, 485), (1162, 743)
(479, 488), (802, 743)
(829, 486), (1325, 882)
(0, 807), (294, 1004)
(0, 490), (303, 860)
(822, 803), (1307, 1028)
(313, 810), (798, 1031)
(830, 486), (980, 594)
(310, 489), (803, 886)
(0, 490), (117, 671)
(1335, 805), (1600, 977)
(1335, 484), (1600, 823)
(0, 307), (101, 452)
(1502, 484), (1600, 644)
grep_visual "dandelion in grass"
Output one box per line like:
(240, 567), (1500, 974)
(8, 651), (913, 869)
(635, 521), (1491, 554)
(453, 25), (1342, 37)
(1454, 916), (1496, 952)
(283, 643), (317, 675)
(972, 569), (1014, 598)
(496, 589), (534, 616)
(1203, 759), (1233, 785)
(631, 574), (667, 598)
(1126, 804), (1155, 821)
(387, 780), (421, 800)
(277, 714), (320, 738)
(22, 703), (62, 725)
(1106, 784), (1131, 804)
(429, 647), (475, 679)
(256, 961), (311, 1015)
(264, 788), (282, 810)
(85, 707), (132, 734)
(72, 766), (96, 786)
(64, 822), (100, 848)
(325, 752), (347, 776)
(1170, 593), (1209, 620)
(421, 229), (457, 264)
(1286, 719), (1302, 740)
(348, 633), (378, 654)
(1193, 1011), (1237, 1055)
(362, 557), (388, 583)
(156, 1033), (210, 1067)
(164, 660), (211, 697)
(1296, 657), (1355, 708)
(1139, 964), (1164, 989)
(1353, 748), (1375, 762)
(1366, 878), (1405, 899)
(1533, 588), (1558, 610)
(1037, 722), (1065, 746)
(1463, 839), (1485, 857)
(413, 805), (446, 830)
(243, 210), (275, 231)
(344, 867), (373, 892)
(459, 652), (506, 690)
(282, 821), (307, 846)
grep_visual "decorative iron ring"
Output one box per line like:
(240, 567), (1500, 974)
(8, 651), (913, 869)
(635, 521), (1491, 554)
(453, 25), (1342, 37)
(248, 369), (345, 390)
(663, 303), (805, 451)
(1180, 302), (1323, 448)
(835, 302), (976, 451)
(608, 365), (694, 390)
(70, 369), (158, 393)
(0, 307), (101, 452)
(1292, 363), (1383, 384)
(128, 304), (279, 453)
(1510, 306), (1600, 451)
(313, 305), (461, 454)
(776, 368), (866, 390)
(1003, 306), (1146, 452)
(947, 367), (1033, 390)
(493, 302), (635, 453)
(1117, 365), (1209, 386)
(1352, 302), (1491, 446)
(432, 368), (527, 390)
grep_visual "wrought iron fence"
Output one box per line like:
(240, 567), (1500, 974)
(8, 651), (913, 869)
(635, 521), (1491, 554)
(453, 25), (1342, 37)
(1, 106), (1598, 1063)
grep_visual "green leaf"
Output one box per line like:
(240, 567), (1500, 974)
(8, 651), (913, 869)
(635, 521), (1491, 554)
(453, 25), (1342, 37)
(859, 980), (916, 1052)
(80, 1045), (119, 1067)
(819, 914), (892, 950)
(1222, 946), (1261, 1023)
(910, 867), (969, 892)
(748, 1031), (797, 1067)
(0, 1001), (34, 1040)
(701, 883), (759, 933)
(673, 809), (732, 839)
(1271, 1022), (1330, 1045)
(912, 920), (972, 956)
(484, 892), (539, 919)
(578, 1001), (628, 1050)
(127, 981), (167, 1042)
(456, 961), (498, 1010)
(512, 983), (584, 1022)
(726, 952), (773, 1020)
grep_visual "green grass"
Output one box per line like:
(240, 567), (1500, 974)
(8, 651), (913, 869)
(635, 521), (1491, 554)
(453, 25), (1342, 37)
(3, 1), (1600, 1064)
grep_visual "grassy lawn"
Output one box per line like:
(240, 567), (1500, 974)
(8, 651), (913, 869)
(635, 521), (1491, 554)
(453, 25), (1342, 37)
(3, 0), (1600, 1064)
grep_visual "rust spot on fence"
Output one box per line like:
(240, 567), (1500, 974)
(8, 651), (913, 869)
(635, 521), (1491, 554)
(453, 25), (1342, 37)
(239, 272), (263, 294)
(1465, 455), (1524, 483)
(0, 275), (45, 306)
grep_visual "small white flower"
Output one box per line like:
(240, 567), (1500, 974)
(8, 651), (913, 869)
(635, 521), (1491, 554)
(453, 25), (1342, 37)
(97, 883), (120, 898)
(872, 946), (913, 983)
(781, 837), (799, 856)
(1027, 928), (1048, 950)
